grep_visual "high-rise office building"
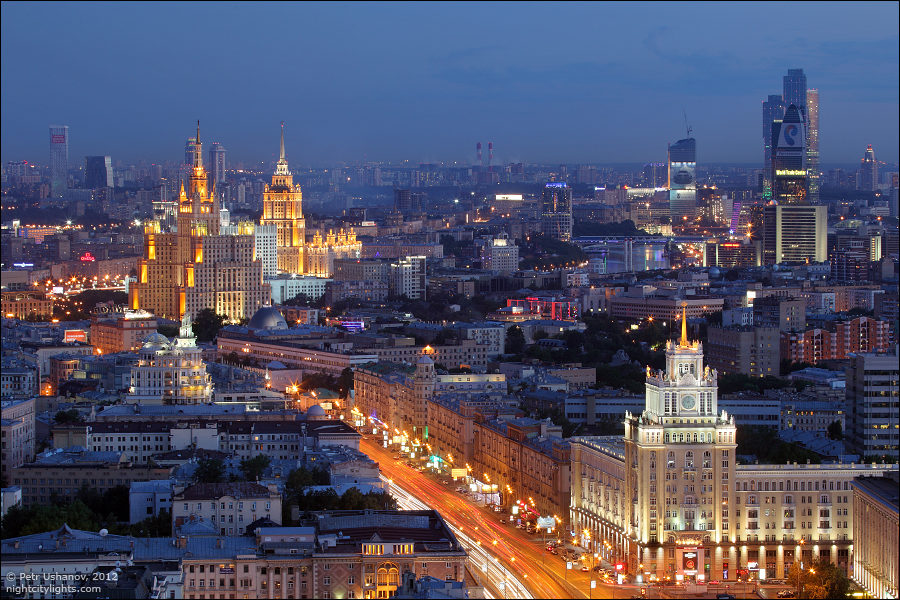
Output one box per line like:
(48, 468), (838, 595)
(130, 123), (270, 320)
(642, 163), (666, 188)
(783, 69), (807, 114)
(763, 103), (827, 264)
(208, 142), (226, 185)
(668, 137), (697, 222)
(541, 182), (573, 241)
(84, 156), (113, 189)
(49, 125), (68, 198)
(858, 145), (878, 191)
(806, 89), (820, 203)
(762, 95), (785, 198)
(184, 137), (197, 166)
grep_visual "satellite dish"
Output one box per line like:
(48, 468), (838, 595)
(116, 560), (122, 568)
(99, 529), (108, 537)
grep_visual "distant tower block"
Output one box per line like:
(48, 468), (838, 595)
(477, 142), (482, 167)
(488, 142), (493, 170)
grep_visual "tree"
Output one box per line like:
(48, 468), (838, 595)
(240, 454), (271, 481)
(192, 308), (227, 342)
(505, 325), (526, 355)
(194, 458), (227, 483)
(787, 559), (850, 600)
(827, 420), (844, 441)
(54, 408), (83, 423)
(336, 367), (354, 399)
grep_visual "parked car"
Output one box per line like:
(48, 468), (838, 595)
(716, 595), (737, 600)
(777, 591), (796, 599)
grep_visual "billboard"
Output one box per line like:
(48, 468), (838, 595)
(64, 330), (87, 343)
(778, 121), (806, 150)
(450, 468), (468, 479)
(51, 134), (66, 144)
(669, 162), (696, 190)
(682, 551), (698, 572)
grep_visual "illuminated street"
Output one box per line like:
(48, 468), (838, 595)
(362, 437), (644, 600)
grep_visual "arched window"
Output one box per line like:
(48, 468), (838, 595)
(764, 482), (769, 491)
(665, 433), (670, 443)
(667, 452), (675, 469)
(779, 481), (784, 491)
(685, 451), (694, 468)
(751, 481), (756, 491)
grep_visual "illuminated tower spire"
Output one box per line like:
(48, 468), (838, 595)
(275, 121), (290, 176)
(194, 120), (203, 169)
(680, 303), (688, 347)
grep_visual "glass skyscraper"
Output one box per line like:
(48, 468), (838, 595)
(806, 89), (820, 204)
(668, 137), (696, 222)
(541, 182), (573, 241)
(762, 95), (785, 198)
(84, 156), (113, 189)
(49, 125), (68, 198)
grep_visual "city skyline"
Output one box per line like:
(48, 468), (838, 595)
(1, 2), (898, 166)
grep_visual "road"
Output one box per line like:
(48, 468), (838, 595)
(361, 437), (640, 600)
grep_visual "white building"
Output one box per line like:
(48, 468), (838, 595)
(129, 479), (175, 524)
(125, 314), (213, 405)
(390, 255), (427, 299)
(266, 274), (332, 304)
(220, 221), (278, 279)
(479, 234), (519, 275)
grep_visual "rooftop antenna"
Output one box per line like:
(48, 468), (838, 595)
(683, 109), (692, 138)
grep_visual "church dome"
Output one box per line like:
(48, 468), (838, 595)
(247, 306), (288, 331)
(307, 404), (327, 420)
(142, 333), (171, 350)
(417, 355), (434, 365)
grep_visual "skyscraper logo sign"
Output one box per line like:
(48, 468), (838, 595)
(782, 124), (797, 146)
(778, 120), (805, 150)
(51, 135), (66, 143)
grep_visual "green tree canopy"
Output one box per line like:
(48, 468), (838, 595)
(240, 454), (271, 481)
(192, 308), (227, 342)
(194, 458), (227, 483)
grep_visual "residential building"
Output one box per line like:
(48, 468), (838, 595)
(84, 156), (113, 189)
(478, 234), (519, 275)
(1, 290), (53, 320)
(852, 472), (899, 599)
(706, 326), (780, 377)
(129, 480), (176, 524)
(268, 274), (332, 304)
(90, 308), (157, 354)
(845, 350), (899, 459)
(753, 296), (806, 332)
(390, 255), (427, 299)
(780, 317), (892, 363)
(1, 398), (35, 482)
(172, 482), (282, 536)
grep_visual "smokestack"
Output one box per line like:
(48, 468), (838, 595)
(476, 142), (482, 166)
(488, 142), (493, 170)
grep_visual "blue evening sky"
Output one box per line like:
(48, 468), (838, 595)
(1, 2), (897, 166)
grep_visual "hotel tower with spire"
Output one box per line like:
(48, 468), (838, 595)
(129, 122), (271, 321)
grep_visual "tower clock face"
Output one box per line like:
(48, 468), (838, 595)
(681, 395), (696, 410)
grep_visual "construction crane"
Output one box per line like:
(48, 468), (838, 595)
(683, 109), (692, 138)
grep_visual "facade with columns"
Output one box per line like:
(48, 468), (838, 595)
(570, 313), (898, 583)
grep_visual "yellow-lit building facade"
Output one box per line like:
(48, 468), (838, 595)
(129, 123), (270, 321)
(261, 123), (361, 277)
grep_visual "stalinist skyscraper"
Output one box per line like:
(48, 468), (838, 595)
(260, 123), (360, 276)
(261, 122), (307, 274)
(130, 122), (270, 321)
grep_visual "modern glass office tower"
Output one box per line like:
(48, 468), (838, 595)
(859, 145), (878, 191)
(762, 95), (785, 198)
(541, 182), (573, 241)
(84, 156), (113, 189)
(668, 137), (696, 222)
(208, 142), (226, 185)
(49, 125), (68, 198)
(806, 89), (820, 203)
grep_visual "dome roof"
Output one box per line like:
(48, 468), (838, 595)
(142, 333), (171, 349)
(307, 404), (327, 419)
(417, 355), (434, 365)
(247, 306), (288, 331)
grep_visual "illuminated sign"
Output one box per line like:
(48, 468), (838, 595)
(52, 286), (65, 294)
(682, 552), (698, 572)
(669, 162), (696, 190)
(775, 170), (806, 176)
(360, 221), (377, 226)
(495, 194), (523, 201)
(80, 252), (96, 262)
(64, 330), (87, 343)
(545, 182), (567, 188)
(12, 263), (34, 268)
(51, 134), (66, 143)
(778, 121), (805, 149)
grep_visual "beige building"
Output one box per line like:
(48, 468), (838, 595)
(354, 357), (434, 441)
(261, 126), (306, 274)
(90, 309), (157, 354)
(852, 473), (899, 599)
(1, 398), (35, 483)
(609, 294), (724, 321)
(130, 124), (270, 321)
(173, 482), (282, 536)
(706, 326), (780, 377)
(1, 290), (53, 319)
(125, 314), (213, 405)
(570, 315), (899, 582)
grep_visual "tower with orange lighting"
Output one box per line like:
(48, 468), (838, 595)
(130, 122), (270, 321)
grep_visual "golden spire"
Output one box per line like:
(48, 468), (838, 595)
(680, 303), (688, 347)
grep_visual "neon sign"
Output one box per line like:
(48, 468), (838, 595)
(80, 252), (96, 262)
